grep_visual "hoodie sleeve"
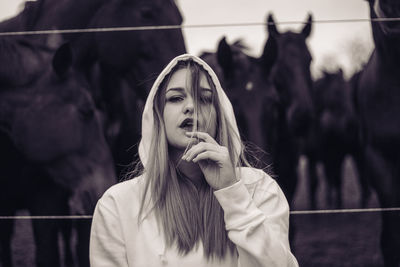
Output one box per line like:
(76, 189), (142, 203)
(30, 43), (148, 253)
(90, 194), (128, 267)
(214, 170), (298, 267)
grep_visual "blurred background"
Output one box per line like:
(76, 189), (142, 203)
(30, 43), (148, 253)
(1, 0), (399, 266)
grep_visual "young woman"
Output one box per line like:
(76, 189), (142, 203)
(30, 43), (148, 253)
(89, 54), (298, 266)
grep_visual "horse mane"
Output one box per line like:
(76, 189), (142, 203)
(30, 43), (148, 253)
(198, 51), (213, 58)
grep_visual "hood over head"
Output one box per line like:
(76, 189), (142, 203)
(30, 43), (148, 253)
(138, 54), (241, 167)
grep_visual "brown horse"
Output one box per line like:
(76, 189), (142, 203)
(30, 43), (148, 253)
(0, 39), (115, 266)
(354, 0), (400, 266)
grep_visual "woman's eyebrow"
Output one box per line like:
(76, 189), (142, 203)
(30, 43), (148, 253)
(166, 87), (185, 93)
(200, 87), (212, 93)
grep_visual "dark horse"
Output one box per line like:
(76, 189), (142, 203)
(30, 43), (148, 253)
(200, 37), (279, 168)
(263, 13), (314, 206)
(306, 69), (368, 209)
(71, 0), (187, 177)
(1, 0), (187, 178)
(0, 37), (115, 267)
(354, 0), (400, 266)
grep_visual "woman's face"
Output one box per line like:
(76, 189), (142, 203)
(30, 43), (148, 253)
(163, 67), (217, 150)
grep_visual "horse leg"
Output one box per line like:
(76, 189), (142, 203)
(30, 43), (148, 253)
(307, 155), (318, 209)
(381, 212), (400, 267)
(365, 145), (400, 267)
(30, 187), (66, 267)
(352, 149), (371, 208)
(0, 214), (14, 267)
(324, 154), (343, 209)
(59, 198), (74, 267)
(31, 218), (60, 267)
(275, 150), (299, 248)
(321, 163), (333, 209)
(75, 219), (91, 267)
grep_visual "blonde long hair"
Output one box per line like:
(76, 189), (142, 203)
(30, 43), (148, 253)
(135, 59), (251, 260)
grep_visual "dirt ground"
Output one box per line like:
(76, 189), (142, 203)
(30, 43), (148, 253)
(292, 156), (384, 266)
(9, 156), (387, 266)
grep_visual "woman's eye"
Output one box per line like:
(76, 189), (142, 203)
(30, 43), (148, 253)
(200, 94), (212, 104)
(167, 95), (184, 102)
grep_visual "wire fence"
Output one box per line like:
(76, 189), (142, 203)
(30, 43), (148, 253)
(1, 13), (400, 221)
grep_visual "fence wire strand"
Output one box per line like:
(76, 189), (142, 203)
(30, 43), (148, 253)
(0, 17), (400, 37)
(0, 207), (400, 220)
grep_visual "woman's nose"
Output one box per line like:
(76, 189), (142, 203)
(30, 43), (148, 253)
(183, 97), (194, 114)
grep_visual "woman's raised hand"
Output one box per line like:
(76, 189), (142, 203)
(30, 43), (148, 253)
(182, 131), (237, 190)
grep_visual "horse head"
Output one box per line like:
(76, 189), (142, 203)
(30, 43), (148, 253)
(314, 69), (358, 143)
(67, 0), (187, 177)
(0, 41), (115, 215)
(0, 33), (65, 88)
(201, 37), (279, 163)
(264, 13), (314, 139)
(370, 0), (400, 34)
(367, 0), (400, 62)
(77, 0), (187, 98)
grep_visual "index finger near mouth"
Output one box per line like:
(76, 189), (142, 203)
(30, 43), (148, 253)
(186, 131), (218, 145)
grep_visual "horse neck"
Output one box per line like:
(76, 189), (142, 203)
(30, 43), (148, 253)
(370, 1), (400, 65)
(274, 61), (313, 109)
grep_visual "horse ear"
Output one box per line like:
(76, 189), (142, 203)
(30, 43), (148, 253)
(337, 67), (343, 76)
(301, 13), (313, 38)
(261, 35), (278, 74)
(52, 42), (73, 77)
(267, 13), (279, 37)
(216, 36), (233, 76)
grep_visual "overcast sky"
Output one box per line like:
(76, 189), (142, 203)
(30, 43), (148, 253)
(176, 0), (374, 79)
(1, 0), (374, 79)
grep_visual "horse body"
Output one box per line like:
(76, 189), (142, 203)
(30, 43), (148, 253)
(263, 14), (314, 205)
(0, 41), (115, 267)
(355, 0), (400, 265)
(306, 70), (368, 209)
(71, 0), (187, 177)
(0, 0), (186, 264)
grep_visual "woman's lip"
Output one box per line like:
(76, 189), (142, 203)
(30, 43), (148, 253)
(179, 118), (193, 128)
(180, 126), (193, 131)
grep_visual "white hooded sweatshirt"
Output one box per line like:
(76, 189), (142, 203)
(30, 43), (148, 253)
(89, 54), (298, 267)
